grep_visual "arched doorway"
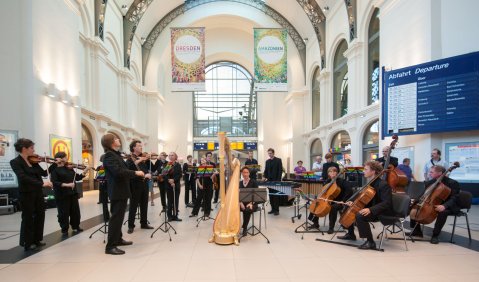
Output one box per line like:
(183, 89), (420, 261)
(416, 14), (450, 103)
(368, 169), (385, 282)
(362, 120), (379, 162)
(81, 124), (94, 191)
(310, 138), (323, 168)
(330, 130), (351, 164)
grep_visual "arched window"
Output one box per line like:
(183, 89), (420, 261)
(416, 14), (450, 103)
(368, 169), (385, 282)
(362, 120), (379, 162)
(330, 130), (351, 163)
(368, 9), (380, 105)
(312, 67), (321, 129)
(193, 62), (257, 137)
(310, 138), (323, 166)
(82, 124), (95, 191)
(333, 40), (348, 119)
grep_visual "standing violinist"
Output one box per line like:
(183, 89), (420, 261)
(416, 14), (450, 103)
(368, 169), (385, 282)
(166, 152), (182, 221)
(50, 151), (87, 235)
(408, 165), (460, 244)
(338, 161), (392, 250)
(377, 146), (398, 168)
(307, 167), (352, 233)
(183, 155), (197, 208)
(190, 157), (207, 217)
(10, 138), (53, 251)
(146, 152), (159, 206)
(126, 140), (153, 234)
(156, 152), (168, 211)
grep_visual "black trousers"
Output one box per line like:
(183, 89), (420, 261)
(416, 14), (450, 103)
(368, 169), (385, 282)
(106, 199), (128, 250)
(128, 186), (148, 228)
(192, 185), (213, 216)
(214, 188), (219, 203)
(56, 193), (81, 231)
(184, 177), (196, 204)
(19, 191), (45, 247)
(99, 182), (110, 222)
(241, 203), (258, 229)
(410, 209), (454, 237)
(348, 213), (378, 241)
(328, 203), (343, 229)
(158, 181), (167, 208)
(269, 189), (280, 212)
(166, 182), (180, 219)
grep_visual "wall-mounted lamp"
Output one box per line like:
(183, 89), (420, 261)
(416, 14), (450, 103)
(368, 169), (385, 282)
(71, 96), (81, 108)
(44, 83), (57, 98)
(323, 6), (329, 12)
(140, 37), (146, 44)
(303, 38), (309, 44)
(59, 90), (70, 104)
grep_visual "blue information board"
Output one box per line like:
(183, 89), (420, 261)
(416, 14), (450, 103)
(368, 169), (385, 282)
(382, 52), (479, 137)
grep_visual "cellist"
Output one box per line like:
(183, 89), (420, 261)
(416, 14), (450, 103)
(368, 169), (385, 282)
(407, 165), (460, 244)
(377, 146), (398, 168)
(338, 161), (393, 250)
(307, 166), (353, 233)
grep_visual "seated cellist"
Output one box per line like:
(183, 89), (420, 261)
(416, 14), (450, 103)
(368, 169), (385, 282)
(307, 167), (353, 233)
(407, 165), (460, 244)
(338, 161), (393, 250)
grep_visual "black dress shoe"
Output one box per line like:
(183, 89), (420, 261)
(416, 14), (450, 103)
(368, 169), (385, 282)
(61, 229), (68, 235)
(430, 236), (439, 244)
(274, 211), (279, 216)
(116, 239), (133, 246)
(34, 241), (46, 247)
(141, 224), (154, 229)
(308, 223), (320, 230)
(105, 247), (125, 255)
(24, 245), (36, 251)
(242, 229), (248, 236)
(73, 228), (83, 233)
(327, 228), (335, 234)
(127, 228), (134, 234)
(268, 210), (275, 214)
(358, 241), (377, 250)
(405, 231), (423, 238)
(337, 233), (357, 241)
(189, 214), (197, 217)
(174, 217), (182, 222)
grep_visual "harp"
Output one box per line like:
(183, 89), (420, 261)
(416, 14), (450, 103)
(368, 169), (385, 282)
(209, 132), (241, 245)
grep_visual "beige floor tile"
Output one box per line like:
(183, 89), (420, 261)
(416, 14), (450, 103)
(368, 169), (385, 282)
(0, 263), (55, 281)
(31, 262), (97, 282)
(234, 258), (287, 280)
(184, 258), (235, 280)
(132, 259), (188, 281)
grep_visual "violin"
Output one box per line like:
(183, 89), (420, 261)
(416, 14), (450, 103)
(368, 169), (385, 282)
(382, 135), (409, 193)
(65, 162), (89, 170)
(27, 154), (57, 164)
(409, 162), (460, 224)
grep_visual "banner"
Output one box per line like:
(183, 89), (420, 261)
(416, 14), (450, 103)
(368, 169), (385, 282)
(171, 27), (205, 91)
(254, 28), (288, 92)
(50, 134), (73, 162)
(0, 130), (18, 187)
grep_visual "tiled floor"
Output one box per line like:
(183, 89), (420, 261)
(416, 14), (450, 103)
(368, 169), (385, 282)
(0, 189), (478, 282)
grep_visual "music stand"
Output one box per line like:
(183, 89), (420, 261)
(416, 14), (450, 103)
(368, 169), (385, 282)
(151, 201), (177, 241)
(239, 188), (270, 243)
(294, 196), (324, 239)
(89, 181), (109, 243)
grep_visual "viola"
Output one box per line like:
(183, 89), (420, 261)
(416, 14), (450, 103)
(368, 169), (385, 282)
(409, 162), (460, 224)
(308, 169), (343, 217)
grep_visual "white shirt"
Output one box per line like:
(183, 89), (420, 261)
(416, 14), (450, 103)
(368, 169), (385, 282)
(424, 158), (448, 181)
(312, 162), (322, 176)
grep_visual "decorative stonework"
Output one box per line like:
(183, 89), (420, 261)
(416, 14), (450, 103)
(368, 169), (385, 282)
(296, 0), (326, 69)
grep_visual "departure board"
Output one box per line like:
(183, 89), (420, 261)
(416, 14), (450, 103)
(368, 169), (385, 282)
(382, 52), (479, 137)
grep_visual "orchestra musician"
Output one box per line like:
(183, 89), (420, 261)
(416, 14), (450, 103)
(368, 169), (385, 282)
(10, 138), (53, 251)
(50, 151), (88, 235)
(190, 157), (207, 217)
(321, 153), (339, 181)
(183, 155), (197, 208)
(102, 133), (144, 255)
(146, 152), (159, 206)
(126, 140), (153, 234)
(408, 165), (460, 244)
(239, 166), (259, 237)
(166, 152), (183, 221)
(307, 166), (353, 233)
(377, 146), (398, 168)
(245, 151), (259, 180)
(263, 148), (283, 215)
(338, 161), (393, 250)
(156, 152), (168, 211)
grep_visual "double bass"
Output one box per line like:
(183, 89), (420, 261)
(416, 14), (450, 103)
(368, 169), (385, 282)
(409, 162), (460, 224)
(382, 135), (408, 193)
(308, 169), (343, 217)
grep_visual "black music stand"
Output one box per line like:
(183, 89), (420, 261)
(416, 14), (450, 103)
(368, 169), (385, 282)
(151, 202), (176, 241)
(89, 181), (109, 243)
(239, 188), (270, 243)
(294, 196), (324, 239)
(315, 223), (384, 252)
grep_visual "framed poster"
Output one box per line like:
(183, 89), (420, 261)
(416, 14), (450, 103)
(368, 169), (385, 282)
(49, 134), (73, 162)
(445, 142), (479, 183)
(0, 130), (18, 187)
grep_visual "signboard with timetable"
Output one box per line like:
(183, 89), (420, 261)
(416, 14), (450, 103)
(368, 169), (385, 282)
(382, 52), (479, 137)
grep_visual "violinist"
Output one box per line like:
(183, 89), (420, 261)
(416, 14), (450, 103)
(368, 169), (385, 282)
(102, 133), (144, 255)
(156, 152), (168, 211)
(166, 152), (182, 221)
(307, 167), (352, 233)
(338, 161), (392, 250)
(377, 146), (398, 168)
(190, 157), (206, 217)
(50, 152), (87, 235)
(146, 152), (159, 206)
(126, 140), (153, 234)
(408, 165), (460, 244)
(183, 155), (197, 208)
(9, 138), (53, 251)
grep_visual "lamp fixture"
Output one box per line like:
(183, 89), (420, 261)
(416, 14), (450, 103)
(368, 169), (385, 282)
(59, 90), (70, 104)
(71, 96), (81, 108)
(323, 6), (329, 12)
(45, 83), (57, 98)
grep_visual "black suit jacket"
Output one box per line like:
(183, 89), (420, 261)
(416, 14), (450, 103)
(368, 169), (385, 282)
(377, 156), (398, 168)
(50, 166), (84, 198)
(103, 150), (136, 201)
(10, 155), (47, 193)
(167, 162), (182, 189)
(245, 158), (259, 179)
(126, 156), (149, 191)
(424, 176), (460, 212)
(367, 178), (393, 217)
(324, 177), (353, 202)
(264, 157), (282, 181)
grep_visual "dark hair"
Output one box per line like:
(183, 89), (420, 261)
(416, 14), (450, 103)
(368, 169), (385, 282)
(431, 165), (446, 173)
(14, 138), (34, 153)
(206, 151), (212, 157)
(325, 153), (333, 159)
(267, 148), (275, 154)
(364, 160), (383, 174)
(432, 148), (441, 156)
(297, 160), (303, 164)
(241, 166), (250, 173)
(101, 133), (116, 151)
(54, 152), (67, 159)
(403, 158), (410, 164)
(129, 140), (141, 153)
(187, 155), (192, 159)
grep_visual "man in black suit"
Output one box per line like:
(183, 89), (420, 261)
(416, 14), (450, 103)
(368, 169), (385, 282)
(166, 152), (183, 221)
(376, 146), (398, 168)
(338, 161), (393, 250)
(263, 148), (283, 215)
(183, 155), (197, 207)
(10, 138), (53, 251)
(126, 140), (153, 234)
(408, 165), (461, 244)
(239, 166), (259, 236)
(321, 153), (340, 181)
(101, 133), (144, 255)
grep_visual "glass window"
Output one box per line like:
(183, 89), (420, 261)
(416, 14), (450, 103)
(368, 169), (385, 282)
(333, 40), (348, 119)
(312, 67), (320, 129)
(310, 138), (323, 165)
(368, 9), (380, 105)
(193, 62), (257, 137)
(362, 120), (379, 162)
(331, 130), (351, 163)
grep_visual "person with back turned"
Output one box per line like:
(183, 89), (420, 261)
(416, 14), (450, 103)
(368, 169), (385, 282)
(101, 133), (144, 255)
(10, 138), (53, 251)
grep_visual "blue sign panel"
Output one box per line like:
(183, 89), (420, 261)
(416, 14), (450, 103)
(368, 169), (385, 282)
(244, 142), (257, 150)
(382, 52), (479, 137)
(193, 142), (208, 150)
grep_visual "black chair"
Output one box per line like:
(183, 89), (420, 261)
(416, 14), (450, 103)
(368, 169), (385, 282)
(406, 181), (425, 200)
(378, 193), (411, 251)
(449, 190), (473, 243)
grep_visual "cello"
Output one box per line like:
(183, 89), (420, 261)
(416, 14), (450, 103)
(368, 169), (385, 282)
(409, 162), (460, 224)
(307, 168), (343, 217)
(382, 135), (408, 193)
